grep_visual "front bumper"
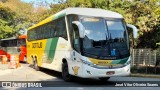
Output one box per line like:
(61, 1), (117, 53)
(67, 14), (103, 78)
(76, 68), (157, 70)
(79, 64), (130, 78)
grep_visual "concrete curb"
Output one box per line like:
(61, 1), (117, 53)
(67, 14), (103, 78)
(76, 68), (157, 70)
(130, 74), (160, 78)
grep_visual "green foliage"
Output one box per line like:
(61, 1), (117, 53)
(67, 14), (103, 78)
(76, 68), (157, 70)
(0, 0), (7, 3)
(64, 0), (160, 49)
(67, 0), (91, 7)
(0, 19), (13, 38)
(0, 2), (14, 38)
(0, 2), (14, 21)
(0, 0), (160, 49)
(0, 0), (51, 39)
(126, 1), (160, 48)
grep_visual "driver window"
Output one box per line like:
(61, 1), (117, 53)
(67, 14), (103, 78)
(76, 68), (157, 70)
(73, 25), (80, 52)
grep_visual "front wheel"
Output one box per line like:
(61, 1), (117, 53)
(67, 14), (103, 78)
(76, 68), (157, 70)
(99, 77), (110, 81)
(62, 63), (73, 82)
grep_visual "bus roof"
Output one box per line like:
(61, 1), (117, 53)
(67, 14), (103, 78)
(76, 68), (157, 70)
(0, 35), (26, 41)
(0, 37), (17, 41)
(28, 8), (123, 30)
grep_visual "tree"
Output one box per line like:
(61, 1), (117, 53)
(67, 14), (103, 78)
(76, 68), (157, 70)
(0, 2), (14, 38)
(0, 0), (159, 48)
(127, 1), (160, 48)
(0, 19), (13, 38)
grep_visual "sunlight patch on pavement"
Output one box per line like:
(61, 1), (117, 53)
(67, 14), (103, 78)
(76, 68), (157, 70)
(0, 63), (23, 76)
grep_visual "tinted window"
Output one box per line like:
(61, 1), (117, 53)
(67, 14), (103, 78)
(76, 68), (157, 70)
(28, 17), (67, 41)
(67, 15), (79, 48)
(1, 39), (18, 47)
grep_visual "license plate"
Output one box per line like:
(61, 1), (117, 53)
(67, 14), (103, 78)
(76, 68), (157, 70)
(106, 71), (115, 75)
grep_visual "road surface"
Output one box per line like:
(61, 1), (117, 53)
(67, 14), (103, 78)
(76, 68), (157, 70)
(0, 63), (160, 90)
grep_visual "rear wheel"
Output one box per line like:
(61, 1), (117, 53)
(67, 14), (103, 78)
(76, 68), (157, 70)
(62, 62), (73, 82)
(99, 77), (110, 81)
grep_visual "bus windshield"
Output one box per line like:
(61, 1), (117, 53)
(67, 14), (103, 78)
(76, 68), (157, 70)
(80, 16), (129, 59)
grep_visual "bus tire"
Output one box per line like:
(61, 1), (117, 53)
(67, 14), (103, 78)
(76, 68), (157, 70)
(99, 77), (110, 81)
(62, 62), (73, 82)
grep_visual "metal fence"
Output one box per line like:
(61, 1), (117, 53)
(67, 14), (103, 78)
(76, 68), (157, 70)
(131, 49), (160, 74)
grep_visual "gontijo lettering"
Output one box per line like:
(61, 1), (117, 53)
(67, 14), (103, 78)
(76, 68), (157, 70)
(32, 42), (42, 48)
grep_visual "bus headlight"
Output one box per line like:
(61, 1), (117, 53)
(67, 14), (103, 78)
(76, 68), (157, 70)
(80, 59), (95, 67)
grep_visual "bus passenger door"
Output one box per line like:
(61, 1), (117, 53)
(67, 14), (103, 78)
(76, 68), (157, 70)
(72, 24), (81, 60)
(70, 24), (83, 76)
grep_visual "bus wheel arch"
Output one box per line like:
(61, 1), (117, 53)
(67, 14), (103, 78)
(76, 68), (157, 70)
(62, 59), (73, 82)
(62, 58), (67, 64)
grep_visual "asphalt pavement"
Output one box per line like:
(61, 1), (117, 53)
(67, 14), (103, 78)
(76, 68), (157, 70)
(0, 62), (160, 90)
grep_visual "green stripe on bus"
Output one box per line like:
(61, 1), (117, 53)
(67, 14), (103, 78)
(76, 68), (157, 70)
(111, 57), (129, 64)
(45, 38), (58, 63)
(111, 60), (121, 64)
(118, 57), (128, 64)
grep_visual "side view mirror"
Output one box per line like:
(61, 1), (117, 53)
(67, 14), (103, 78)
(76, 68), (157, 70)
(72, 21), (85, 38)
(126, 24), (138, 38)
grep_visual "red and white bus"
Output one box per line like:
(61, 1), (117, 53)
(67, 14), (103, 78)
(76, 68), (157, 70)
(0, 35), (27, 62)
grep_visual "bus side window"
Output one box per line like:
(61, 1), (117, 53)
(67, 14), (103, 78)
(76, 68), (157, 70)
(54, 17), (67, 40)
